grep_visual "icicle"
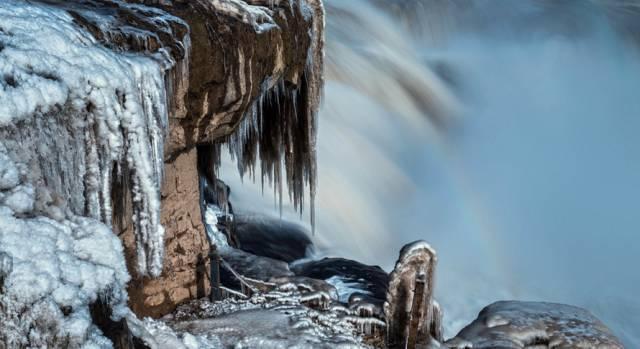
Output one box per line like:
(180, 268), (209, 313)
(200, 0), (324, 231)
(0, 0), (191, 277)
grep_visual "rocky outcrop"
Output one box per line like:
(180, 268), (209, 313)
(1, 0), (181, 346)
(120, 0), (324, 317)
(291, 258), (390, 304)
(446, 301), (625, 349)
(50, 0), (324, 318)
(1, 0), (324, 324)
(143, 0), (324, 159)
(384, 241), (442, 348)
(234, 214), (313, 263)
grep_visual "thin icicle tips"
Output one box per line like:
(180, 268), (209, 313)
(202, 72), (321, 229)
(199, 0), (325, 229)
(302, 0), (325, 232)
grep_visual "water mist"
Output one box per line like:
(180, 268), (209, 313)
(218, 1), (640, 346)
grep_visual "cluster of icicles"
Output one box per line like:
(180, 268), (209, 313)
(1, 0), (322, 279)
(200, 0), (324, 230)
(75, 3), (192, 277)
(0, 0), (190, 277)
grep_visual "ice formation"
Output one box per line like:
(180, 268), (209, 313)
(204, 204), (230, 249)
(326, 276), (374, 304)
(146, 284), (381, 348)
(0, 0), (188, 277)
(0, 0), (188, 346)
(0, 144), (130, 347)
(209, 0), (279, 33)
(384, 241), (442, 348)
(446, 301), (625, 349)
(198, 0), (325, 229)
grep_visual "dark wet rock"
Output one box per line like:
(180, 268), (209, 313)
(220, 248), (293, 286)
(446, 301), (625, 349)
(234, 214), (313, 263)
(291, 257), (389, 304)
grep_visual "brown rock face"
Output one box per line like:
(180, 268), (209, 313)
(120, 149), (211, 318)
(384, 241), (441, 348)
(118, 0), (324, 317)
(135, 0), (323, 160)
(29, 0), (323, 319)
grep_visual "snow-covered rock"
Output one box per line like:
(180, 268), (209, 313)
(291, 257), (389, 305)
(446, 301), (625, 349)
(0, 144), (130, 348)
(384, 241), (442, 348)
(126, 0), (325, 316)
(0, 0), (326, 346)
(0, 0), (190, 277)
(1, 0), (326, 324)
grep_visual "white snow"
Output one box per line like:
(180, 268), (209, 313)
(209, 0), (279, 34)
(0, 0), (188, 346)
(0, 148), (19, 190)
(144, 285), (378, 348)
(447, 301), (625, 349)
(0, 0), (327, 347)
(0, 146), (130, 348)
(0, 0), (183, 276)
(204, 204), (230, 249)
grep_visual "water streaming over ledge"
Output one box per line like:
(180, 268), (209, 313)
(220, 1), (640, 346)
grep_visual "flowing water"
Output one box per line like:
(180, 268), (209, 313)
(220, 1), (640, 346)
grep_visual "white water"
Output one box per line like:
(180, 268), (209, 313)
(220, 1), (640, 346)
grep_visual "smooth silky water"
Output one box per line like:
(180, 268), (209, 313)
(217, 1), (640, 345)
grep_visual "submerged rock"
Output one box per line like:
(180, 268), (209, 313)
(234, 214), (313, 263)
(446, 301), (625, 349)
(291, 257), (390, 304)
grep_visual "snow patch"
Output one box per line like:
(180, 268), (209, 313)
(0, 0), (186, 276)
(147, 286), (379, 348)
(204, 204), (230, 249)
(0, 146), (130, 348)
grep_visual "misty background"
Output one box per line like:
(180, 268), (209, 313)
(217, 1), (640, 346)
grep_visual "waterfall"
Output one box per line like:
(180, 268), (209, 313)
(218, 1), (640, 346)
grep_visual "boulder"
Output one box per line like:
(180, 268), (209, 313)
(292, 257), (390, 304)
(446, 301), (624, 349)
(234, 214), (313, 263)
